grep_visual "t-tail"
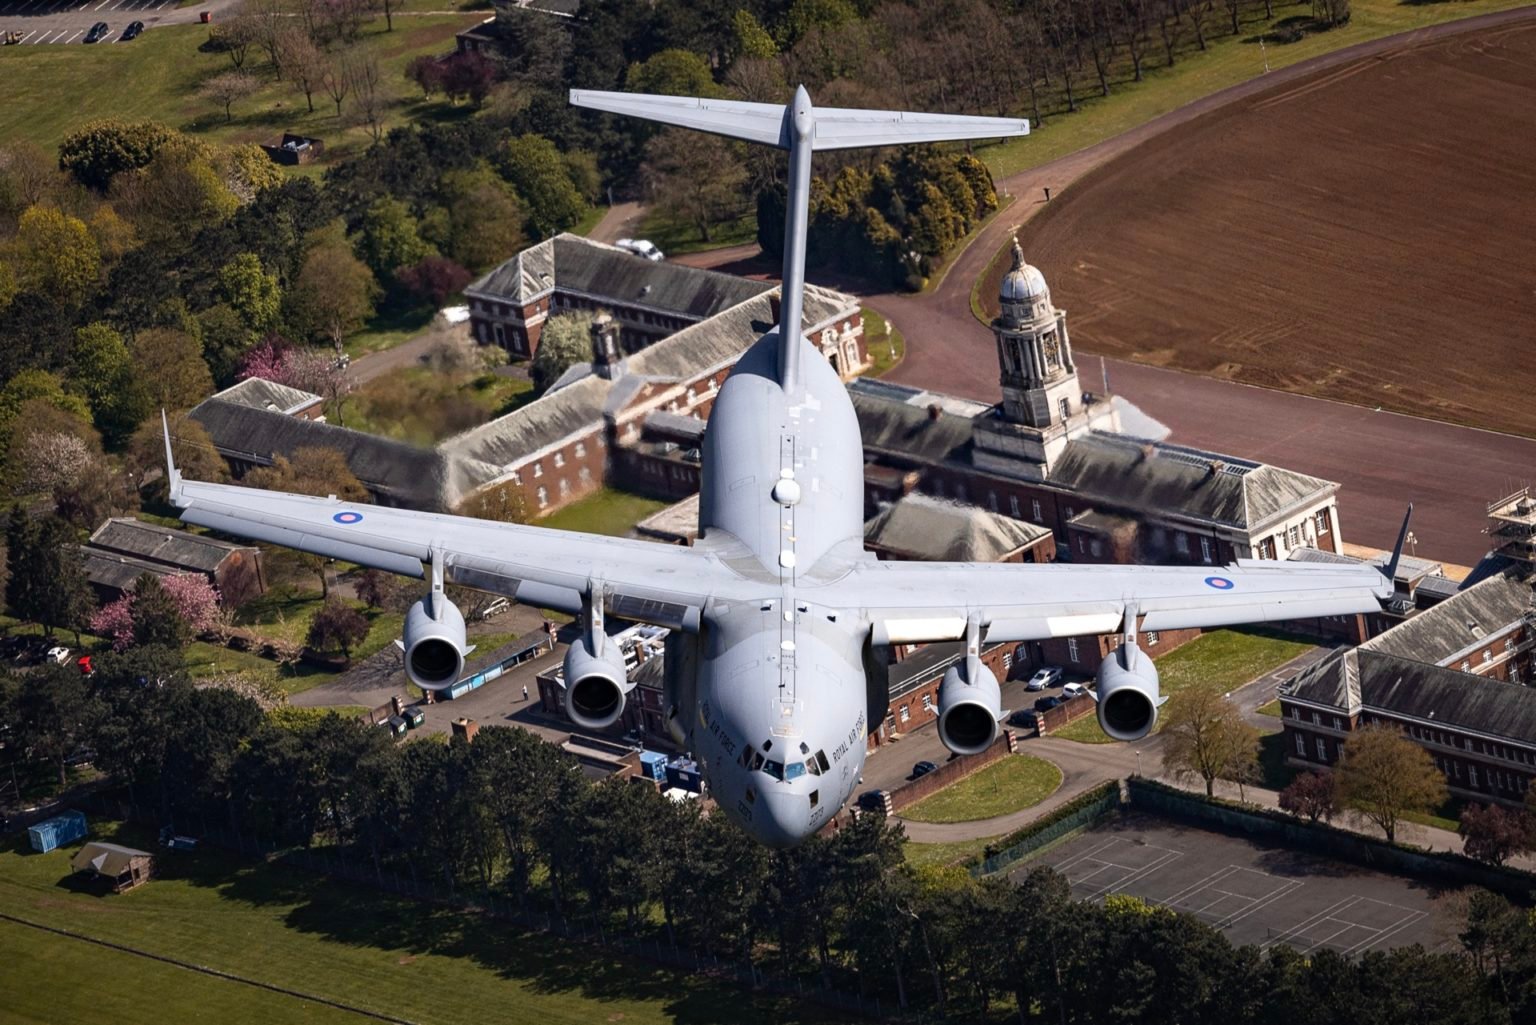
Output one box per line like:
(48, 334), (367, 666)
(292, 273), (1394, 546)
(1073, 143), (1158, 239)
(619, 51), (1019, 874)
(569, 86), (1029, 391)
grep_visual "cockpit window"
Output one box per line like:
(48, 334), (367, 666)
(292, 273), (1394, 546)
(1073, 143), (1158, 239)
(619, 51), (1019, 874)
(785, 761), (806, 780)
(763, 739), (773, 752)
(750, 751), (764, 771)
(764, 760), (784, 781)
(816, 750), (830, 773)
(806, 758), (821, 777)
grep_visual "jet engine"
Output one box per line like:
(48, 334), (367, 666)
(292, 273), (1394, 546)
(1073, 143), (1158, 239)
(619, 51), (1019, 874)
(1095, 639), (1161, 741)
(562, 639), (632, 730)
(937, 659), (1001, 756)
(403, 594), (468, 691)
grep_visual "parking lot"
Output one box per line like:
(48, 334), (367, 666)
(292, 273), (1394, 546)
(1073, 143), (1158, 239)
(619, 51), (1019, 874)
(0, 0), (223, 45)
(1018, 813), (1459, 955)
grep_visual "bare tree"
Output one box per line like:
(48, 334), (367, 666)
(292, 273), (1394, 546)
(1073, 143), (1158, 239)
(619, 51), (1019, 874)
(348, 55), (389, 142)
(246, 0), (288, 76)
(1223, 0), (1241, 35)
(202, 70), (260, 122)
(278, 29), (325, 111)
(1156, 0), (1186, 65)
(1120, 0), (1154, 82)
(210, 16), (258, 69)
(1081, 0), (1120, 97)
(379, 0), (406, 32)
(1185, 0), (1210, 50)
(323, 53), (354, 118)
(643, 129), (749, 244)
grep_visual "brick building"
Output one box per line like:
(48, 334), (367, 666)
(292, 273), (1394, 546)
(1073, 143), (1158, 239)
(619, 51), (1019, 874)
(80, 517), (265, 607)
(1279, 568), (1536, 805)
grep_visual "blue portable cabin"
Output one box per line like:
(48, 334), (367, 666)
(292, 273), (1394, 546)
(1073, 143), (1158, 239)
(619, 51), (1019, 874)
(28, 810), (88, 853)
(639, 751), (668, 782)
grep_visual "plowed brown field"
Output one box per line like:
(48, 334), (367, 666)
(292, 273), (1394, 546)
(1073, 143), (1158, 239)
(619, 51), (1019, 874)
(997, 21), (1536, 437)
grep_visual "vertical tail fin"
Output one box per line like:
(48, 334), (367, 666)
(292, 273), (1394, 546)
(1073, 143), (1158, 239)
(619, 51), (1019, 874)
(569, 87), (1029, 390)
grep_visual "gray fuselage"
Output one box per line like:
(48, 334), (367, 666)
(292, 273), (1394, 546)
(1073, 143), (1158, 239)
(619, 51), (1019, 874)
(689, 330), (874, 846)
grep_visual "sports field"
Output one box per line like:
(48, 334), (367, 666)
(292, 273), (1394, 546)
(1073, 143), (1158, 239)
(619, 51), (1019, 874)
(1001, 18), (1536, 437)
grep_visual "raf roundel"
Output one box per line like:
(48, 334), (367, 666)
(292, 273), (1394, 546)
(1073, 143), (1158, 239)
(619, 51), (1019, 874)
(333, 511), (365, 525)
(1204, 576), (1235, 591)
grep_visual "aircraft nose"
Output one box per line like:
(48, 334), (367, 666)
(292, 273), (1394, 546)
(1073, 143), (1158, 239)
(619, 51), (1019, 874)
(755, 788), (811, 849)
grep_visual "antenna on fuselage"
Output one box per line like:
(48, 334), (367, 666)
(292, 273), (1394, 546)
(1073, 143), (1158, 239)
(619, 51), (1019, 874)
(568, 87), (1029, 391)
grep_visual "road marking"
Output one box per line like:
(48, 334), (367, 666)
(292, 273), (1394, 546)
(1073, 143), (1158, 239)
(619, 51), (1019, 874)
(65, 28), (81, 40)
(17, 27), (35, 40)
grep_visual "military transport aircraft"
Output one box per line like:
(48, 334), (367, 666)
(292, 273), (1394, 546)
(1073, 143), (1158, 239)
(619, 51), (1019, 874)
(164, 87), (1406, 847)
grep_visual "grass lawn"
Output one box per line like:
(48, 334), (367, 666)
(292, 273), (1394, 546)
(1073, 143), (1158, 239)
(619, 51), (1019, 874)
(902, 754), (1063, 824)
(343, 306), (438, 360)
(1257, 698), (1282, 717)
(636, 208), (759, 257)
(860, 306), (906, 378)
(0, 15), (485, 163)
(903, 833), (1001, 871)
(974, 0), (1536, 180)
(1053, 628), (1314, 744)
(340, 365), (533, 446)
(0, 823), (832, 1025)
(536, 488), (670, 537)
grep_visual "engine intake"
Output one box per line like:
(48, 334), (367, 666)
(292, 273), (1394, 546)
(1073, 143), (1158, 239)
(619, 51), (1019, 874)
(403, 595), (468, 691)
(1095, 640), (1161, 741)
(937, 660), (1000, 756)
(562, 640), (632, 730)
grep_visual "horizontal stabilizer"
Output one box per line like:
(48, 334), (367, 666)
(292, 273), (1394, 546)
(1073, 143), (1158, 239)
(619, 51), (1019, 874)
(568, 90), (1029, 151)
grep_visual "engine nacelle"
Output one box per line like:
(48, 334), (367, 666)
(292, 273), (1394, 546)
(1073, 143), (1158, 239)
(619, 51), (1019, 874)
(561, 639), (632, 731)
(937, 660), (1000, 756)
(1096, 640), (1161, 741)
(403, 595), (468, 691)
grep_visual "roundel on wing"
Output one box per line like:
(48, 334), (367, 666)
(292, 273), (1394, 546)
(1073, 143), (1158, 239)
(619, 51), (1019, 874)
(1204, 576), (1235, 591)
(333, 511), (365, 524)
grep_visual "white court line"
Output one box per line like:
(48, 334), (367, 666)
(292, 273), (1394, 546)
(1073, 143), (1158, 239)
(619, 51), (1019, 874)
(1084, 848), (1181, 900)
(1262, 895), (1359, 950)
(1302, 919), (1362, 954)
(1052, 838), (1120, 873)
(1342, 907), (1427, 955)
(1069, 860), (1132, 890)
(1221, 879), (1302, 929)
(1158, 865), (1240, 909)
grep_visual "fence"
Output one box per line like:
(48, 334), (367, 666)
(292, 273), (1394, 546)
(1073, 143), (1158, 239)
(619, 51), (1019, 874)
(972, 781), (1123, 877)
(73, 793), (900, 1022)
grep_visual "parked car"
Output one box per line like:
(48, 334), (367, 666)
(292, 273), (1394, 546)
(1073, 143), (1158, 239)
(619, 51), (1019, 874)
(911, 760), (939, 779)
(857, 788), (887, 811)
(1062, 682), (1089, 700)
(615, 238), (664, 261)
(1024, 666), (1062, 691)
(45, 646), (71, 665)
(482, 596), (510, 619)
(84, 22), (109, 42)
(1008, 709), (1039, 730)
(121, 20), (143, 40)
(1033, 695), (1061, 713)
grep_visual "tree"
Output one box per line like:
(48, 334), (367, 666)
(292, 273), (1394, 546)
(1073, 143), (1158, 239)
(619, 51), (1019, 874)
(89, 204), (138, 265)
(438, 52), (497, 105)
(1158, 688), (1259, 798)
(1279, 770), (1337, 824)
(307, 595), (370, 658)
(5, 513), (93, 638)
(244, 447), (370, 504)
(731, 9), (777, 60)
(58, 118), (176, 190)
(130, 327), (215, 411)
(643, 129), (747, 243)
(203, 71), (260, 122)
(404, 55), (443, 98)
(110, 138), (239, 246)
(354, 568), (404, 611)
(322, 54), (353, 118)
(129, 573), (192, 650)
(357, 198), (434, 279)
(11, 205), (100, 303)
(279, 30), (325, 112)
(126, 411), (228, 499)
(208, 18), (257, 68)
(14, 663), (99, 786)
(291, 223), (379, 352)
(439, 169), (524, 272)
(1459, 803), (1531, 866)
(501, 134), (587, 240)
(1335, 724), (1447, 842)
(198, 304), (256, 386)
(530, 310), (595, 394)
(395, 255), (470, 308)
(379, 0), (405, 31)
(219, 252), (282, 330)
(1313, 0), (1350, 27)
(624, 48), (719, 97)
(349, 56), (391, 144)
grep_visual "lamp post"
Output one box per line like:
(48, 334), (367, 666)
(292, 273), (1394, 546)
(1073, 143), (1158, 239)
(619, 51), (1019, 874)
(1135, 749), (1142, 778)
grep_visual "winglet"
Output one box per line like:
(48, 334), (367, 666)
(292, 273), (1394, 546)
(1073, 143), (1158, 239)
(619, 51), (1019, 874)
(162, 410), (184, 506)
(1380, 503), (1414, 594)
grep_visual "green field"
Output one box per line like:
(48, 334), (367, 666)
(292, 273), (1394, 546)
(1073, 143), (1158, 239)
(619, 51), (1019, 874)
(860, 306), (905, 378)
(1052, 629), (1313, 744)
(0, 14), (484, 162)
(903, 754), (1062, 824)
(536, 487), (670, 537)
(0, 824), (830, 1025)
(975, 0), (1536, 180)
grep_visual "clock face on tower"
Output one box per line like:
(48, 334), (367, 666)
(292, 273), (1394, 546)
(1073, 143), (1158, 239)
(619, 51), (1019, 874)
(1043, 332), (1060, 371)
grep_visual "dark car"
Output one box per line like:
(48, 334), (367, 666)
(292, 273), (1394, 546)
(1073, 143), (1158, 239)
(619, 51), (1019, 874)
(1034, 695), (1062, 713)
(857, 789), (888, 812)
(1008, 709), (1039, 730)
(122, 20), (143, 40)
(84, 22), (109, 43)
(911, 760), (939, 779)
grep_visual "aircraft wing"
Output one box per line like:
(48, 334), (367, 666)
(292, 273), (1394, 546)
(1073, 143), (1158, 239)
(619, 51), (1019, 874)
(832, 558), (1394, 646)
(166, 456), (724, 631)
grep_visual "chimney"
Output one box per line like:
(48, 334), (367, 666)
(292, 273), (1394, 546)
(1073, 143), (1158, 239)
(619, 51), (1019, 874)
(451, 717), (479, 743)
(1207, 459), (1225, 477)
(927, 403), (942, 421)
(769, 292), (782, 324)
(590, 311), (624, 380)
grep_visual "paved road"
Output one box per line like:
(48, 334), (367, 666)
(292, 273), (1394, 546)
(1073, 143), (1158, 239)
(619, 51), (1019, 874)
(0, 0), (238, 45)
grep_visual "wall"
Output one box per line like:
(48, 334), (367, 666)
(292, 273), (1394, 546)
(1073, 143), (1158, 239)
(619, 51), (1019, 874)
(886, 733), (1016, 813)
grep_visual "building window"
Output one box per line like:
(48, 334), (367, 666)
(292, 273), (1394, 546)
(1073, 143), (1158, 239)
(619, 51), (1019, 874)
(1469, 765), (1479, 788)
(1333, 716), (1343, 730)
(1312, 712), (1321, 726)
(558, 479), (570, 497)
(1010, 495), (1021, 518)
(988, 491), (998, 512)
(554, 452), (565, 468)
(1483, 650), (1493, 663)
(1145, 631), (1159, 647)
(1295, 733), (1306, 757)
(1505, 637), (1514, 652)
(1031, 499), (1042, 521)
(1175, 533), (1189, 555)
(511, 471), (522, 485)
(536, 486), (548, 508)
(533, 461), (543, 478)
(1067, 637), (1080, 663)
(575, 442), (586, 458)
(1462, 661), (1471, 672)
(1200, 537), (1213, 564)
(579, 467), (592, 484)
(1059, 397), (1071, 420)
(1064, 506), (1074, 519)
(899, 705), (910, 724)
(1291, 707), (1302, 720)
(922, 693), (933, 711)
(1316, 510), (1330, 534)
(1316, 737), (1328, 761)
(1287, 524), (1301, 548)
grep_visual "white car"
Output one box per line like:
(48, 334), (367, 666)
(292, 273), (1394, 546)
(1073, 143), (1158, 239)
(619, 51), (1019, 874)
(1024, 666), (1062, 691)
(1062, 682), (1089, 700)
(615, 238), (665, 262)
(45, 646), (70, 665)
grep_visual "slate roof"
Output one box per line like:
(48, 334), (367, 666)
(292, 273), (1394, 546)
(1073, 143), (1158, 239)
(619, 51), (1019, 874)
(851, 381), (974, 466)
(188, 399), (460, 509)
(442, 287), (852, 487)
(78, 546), (177, 593)
(1360, 571), (1533, 664)
(465, 234), (772, 320)
(209, 377), (322, 416)
(89, 518), (253, 572)
(865, 494), (1052, 562)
